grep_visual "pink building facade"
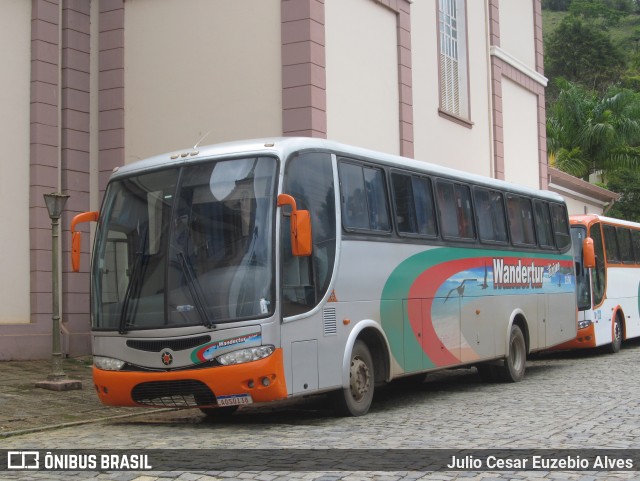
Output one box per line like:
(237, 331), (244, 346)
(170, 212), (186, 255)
(0, 0), (612, 359)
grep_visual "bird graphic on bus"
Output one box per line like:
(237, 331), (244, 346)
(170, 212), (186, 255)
(443, 278), (477, 303)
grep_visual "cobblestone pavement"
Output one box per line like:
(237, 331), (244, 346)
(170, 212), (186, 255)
(0, 356), (173, 436)
(2, 340), (640, 480)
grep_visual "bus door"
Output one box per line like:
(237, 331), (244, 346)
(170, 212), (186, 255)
(280, 151), (337, 393)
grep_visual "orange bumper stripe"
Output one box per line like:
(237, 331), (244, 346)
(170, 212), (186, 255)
(551, 322), (597, 350)
(93, 348), (287, 407)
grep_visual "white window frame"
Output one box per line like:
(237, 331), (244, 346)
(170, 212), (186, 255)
(438, 0), (470, 122)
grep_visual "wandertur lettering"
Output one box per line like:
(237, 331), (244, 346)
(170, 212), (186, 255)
(492, 258), (545, 289)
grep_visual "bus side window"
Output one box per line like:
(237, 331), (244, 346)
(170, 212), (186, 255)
(632, 230), (640, 265)
(550, 203), (570, 250)
(474, 188), (507, 244)
(339, 161), (390, 233)
(617, 228), (634, 264)
(454, 184), (474, 239)
(339, 163), (369, 230)
(436, 181), (457, 238)
(436, 180), (474, 240)
(391, 172), (437, 237)
(507, 195), (536, 246)
(603, 224), (620, 263)
(533, 201), (555, 249)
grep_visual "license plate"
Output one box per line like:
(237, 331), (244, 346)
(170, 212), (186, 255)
(216, 394), (253, 406)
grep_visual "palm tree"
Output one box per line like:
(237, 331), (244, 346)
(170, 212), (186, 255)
(547, 79), (640, 182)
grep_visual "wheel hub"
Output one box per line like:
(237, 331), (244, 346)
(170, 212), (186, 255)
(349, 357), (370, 401)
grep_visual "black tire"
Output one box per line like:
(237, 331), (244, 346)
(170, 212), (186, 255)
(199, 405), (239, 418)
(334, 340), (374, 417)
(499, 324), (526, 382)
(608, 316), (623, 354)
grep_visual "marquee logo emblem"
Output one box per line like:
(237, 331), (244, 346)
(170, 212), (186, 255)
(161, 351), (173, 366)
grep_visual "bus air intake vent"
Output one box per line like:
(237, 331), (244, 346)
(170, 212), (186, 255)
(323, 307), (337, 336)
(126, 335), (211, 353)
(131, 380), (215, 408)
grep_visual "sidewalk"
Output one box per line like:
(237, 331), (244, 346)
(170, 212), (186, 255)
(0, 356), (165, 438)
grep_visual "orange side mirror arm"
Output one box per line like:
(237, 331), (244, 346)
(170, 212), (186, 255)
(582, 237), (595, 269)
(71, 211), (99, 272)
(277, 194), (312, 257)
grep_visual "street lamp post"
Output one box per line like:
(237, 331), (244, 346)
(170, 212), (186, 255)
(36, 193), (82, 391)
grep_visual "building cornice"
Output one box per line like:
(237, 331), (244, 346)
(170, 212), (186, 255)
(490, 45), (548, 87)
(548, 167), (620, 205)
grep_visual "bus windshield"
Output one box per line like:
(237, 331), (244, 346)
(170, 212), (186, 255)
(571, 225), (590, 311)
(92, 156), (277, 331)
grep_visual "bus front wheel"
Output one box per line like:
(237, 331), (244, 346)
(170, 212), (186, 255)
(608, 316), (623, 354)
(334, 340), (374, 417)
(499, 324), (526, 383)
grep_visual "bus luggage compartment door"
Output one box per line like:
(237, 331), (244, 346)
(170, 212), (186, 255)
(291, 340), (318, 394)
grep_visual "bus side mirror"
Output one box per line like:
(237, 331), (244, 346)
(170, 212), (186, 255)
(583, 237), (595, 269)
(277, 194), (312, 257)
(71, 211), (99, 272)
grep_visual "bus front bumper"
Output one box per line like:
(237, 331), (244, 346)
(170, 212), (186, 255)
(550, 322), (597, 351)
(92, 348), (288, 408)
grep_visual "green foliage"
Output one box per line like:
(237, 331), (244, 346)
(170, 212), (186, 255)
(545, 17), (624, 96)
(544, 0), (637, 15)
(605, 168), (640, 221)
(543, 0), (572, 11)
(547, 80), (640, 181)
(544, 0), (640, 213)
(569, 0), (631, 28)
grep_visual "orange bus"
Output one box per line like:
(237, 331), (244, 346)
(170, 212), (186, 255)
(561, 214), (640, 353)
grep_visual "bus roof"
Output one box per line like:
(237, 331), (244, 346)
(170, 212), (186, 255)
(571, 214), (640, 230)
(111, 137), (566, 203)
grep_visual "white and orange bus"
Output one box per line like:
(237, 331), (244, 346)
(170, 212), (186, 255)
(559, 214), (640, 353)
(71, 138), (577, 417)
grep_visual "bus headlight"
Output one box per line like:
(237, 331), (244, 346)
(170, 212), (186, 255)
(216, 345), (275, 366)
(94, 356), (126, 371)
(578, 319), (592, 330)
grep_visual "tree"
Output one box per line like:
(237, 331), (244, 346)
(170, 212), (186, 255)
(605, 168), (640, 222)
(569, 0), (633, 28)
(545, 16), (624, 96)
(547, 80), (640, 181)
(543, 0), (572, 11)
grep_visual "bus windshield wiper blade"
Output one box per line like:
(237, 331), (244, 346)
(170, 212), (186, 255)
(178, 251), (215, 328)
(119, 251), (147, 334)
(119, 226), (148, 334)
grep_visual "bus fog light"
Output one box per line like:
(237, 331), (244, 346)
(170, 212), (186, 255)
(216, 345), (275, 366)
(261, 377), (271, 387)
(94, 356), (125, 371)
(578, 320), (592, 330)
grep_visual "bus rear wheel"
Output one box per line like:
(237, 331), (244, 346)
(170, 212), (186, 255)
(334, 340), (374, 417)
(499, 324), (526, 383)
(608, 316), (623, 354)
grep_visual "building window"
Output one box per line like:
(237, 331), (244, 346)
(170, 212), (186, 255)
(438, 0), (469, 120)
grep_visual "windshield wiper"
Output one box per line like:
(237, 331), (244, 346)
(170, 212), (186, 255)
(177, 251), (215, 329)
(119, 226), (149, 334)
